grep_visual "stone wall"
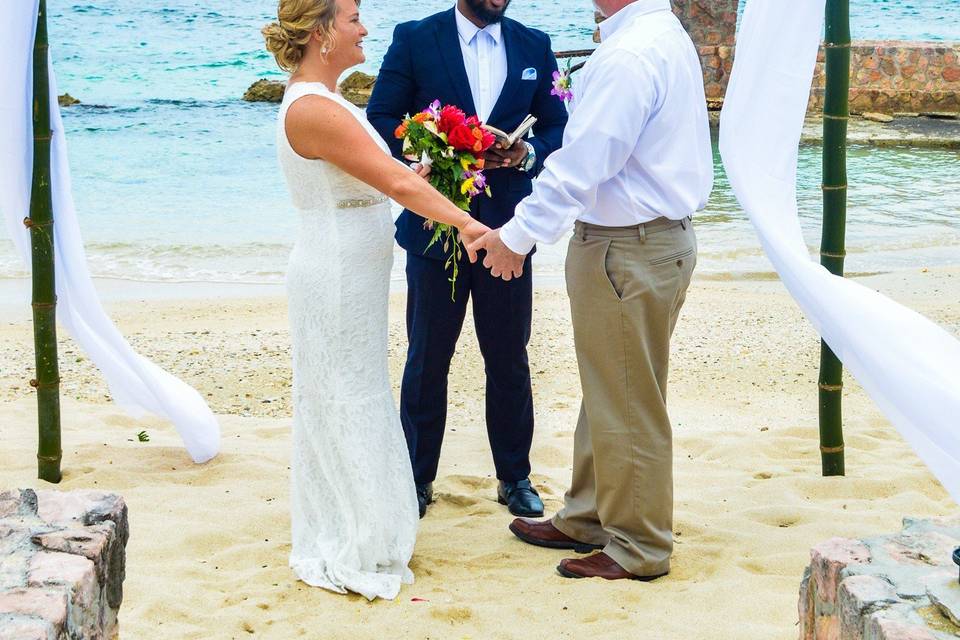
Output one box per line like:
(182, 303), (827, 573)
(0, 489), (129, 640)
(809, 42), (960, 114)
(592, 2), (738, 106)
(592, 3), (960, 114)
(672, 0), (737, 106)
(799, 518), (960, 640)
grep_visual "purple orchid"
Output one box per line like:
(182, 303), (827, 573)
(551, 68), (574, 103)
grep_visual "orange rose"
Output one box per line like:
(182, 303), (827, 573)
(394, 122), (408, 139)
(412, 112), (431, 124)
(470, 127), (486, 153)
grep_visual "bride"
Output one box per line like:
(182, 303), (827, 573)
(262, 0), (488, 600)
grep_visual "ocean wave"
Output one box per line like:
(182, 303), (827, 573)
(143, 98), (208, 108)
(82, 240), (292, 255)
(163, 59), (250, 72)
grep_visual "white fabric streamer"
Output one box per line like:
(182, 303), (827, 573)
(1, 1), (220, 463)
(720, 0), (960, 501)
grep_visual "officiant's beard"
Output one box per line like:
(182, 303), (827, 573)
(465, 0), (512, 25)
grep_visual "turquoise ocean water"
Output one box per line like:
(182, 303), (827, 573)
(0, 0), (958, 285)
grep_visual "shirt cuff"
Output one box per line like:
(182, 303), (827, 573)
(499, 215), (537, 255)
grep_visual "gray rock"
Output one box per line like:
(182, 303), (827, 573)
(862, 112), (894, 123)
(340, 71), (377, 107)
(243, 72), (378, 107)
(926, 577), (960, 627)
(0, 489), (37, 519)
(839, 575), (900, 639)
(243, 79), (285, 103)
(57, 94), (80, 107)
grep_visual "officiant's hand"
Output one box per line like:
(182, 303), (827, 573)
(484, 141), (528, 170)
(467, 229), (525, 281)
(459, 219), (491, 265)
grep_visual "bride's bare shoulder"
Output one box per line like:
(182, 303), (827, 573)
(284, 92), (369, 159)
(285, 92), (347, 127)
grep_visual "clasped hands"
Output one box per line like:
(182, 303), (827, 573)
(456, 220), (525, 281)
(463, 227), (526, 281)
(458, 139), (529, 280)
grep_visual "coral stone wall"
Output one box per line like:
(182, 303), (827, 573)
(799, 518), (960, 640)
(0, 489), (129, 640)
(592, 2), (960, 114)
(672, 0), (738, 47)
(672, 0), (738, 105)
(810, 42), (960, 114)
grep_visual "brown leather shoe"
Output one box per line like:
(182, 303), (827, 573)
(557, 552), (668, 581)
(509, 518), (603, 553)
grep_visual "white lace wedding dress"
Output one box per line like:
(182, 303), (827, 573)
(276, 81), (418, 601)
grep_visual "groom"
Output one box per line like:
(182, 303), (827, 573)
(368, 0), (567, 518)
(471, 0), (713, 580)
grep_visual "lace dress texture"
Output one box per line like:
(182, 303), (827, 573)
(277, 82), (418, 601)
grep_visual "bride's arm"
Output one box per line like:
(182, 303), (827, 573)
(285, 96), (488, 251)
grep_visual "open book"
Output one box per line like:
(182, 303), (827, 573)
(481, 115), (538, 147)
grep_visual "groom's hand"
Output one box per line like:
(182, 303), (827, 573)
(459, 219), (491, 265)
(484, 141), (528, 170)
(468, 229), (525, 281)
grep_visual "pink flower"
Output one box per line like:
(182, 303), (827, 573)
(551, 68), (574, 103)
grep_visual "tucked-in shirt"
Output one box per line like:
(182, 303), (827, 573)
(499, 0), (714, 255)
(455, 5), (508, 122)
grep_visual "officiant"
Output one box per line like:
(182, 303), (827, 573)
(368, 0), (567, 519)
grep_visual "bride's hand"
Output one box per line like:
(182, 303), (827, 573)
(459, 219), (490, 264)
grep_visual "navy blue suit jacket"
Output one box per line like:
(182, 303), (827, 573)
(368, 9), (568, 260)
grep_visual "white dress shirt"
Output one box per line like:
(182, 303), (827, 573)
(499, 0), (714, 255)
(455, 6), (508, 122)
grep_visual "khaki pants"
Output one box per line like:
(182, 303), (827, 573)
(552, 217), (696, 576)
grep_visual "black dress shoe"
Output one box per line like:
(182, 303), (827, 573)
(416, 483), (433, 519)
(498, 479), (544, 517)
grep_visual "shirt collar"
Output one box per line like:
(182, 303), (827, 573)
(455, 5), (502, 45)
(598, 0), (672, 40)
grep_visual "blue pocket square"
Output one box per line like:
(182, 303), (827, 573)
(521, 67), (538, 81)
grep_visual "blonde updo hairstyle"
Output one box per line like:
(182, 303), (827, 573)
(262, 0), (358, 72)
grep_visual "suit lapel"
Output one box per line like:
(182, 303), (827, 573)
(435, 9), (477, 116)
(486, 19), (522, 127)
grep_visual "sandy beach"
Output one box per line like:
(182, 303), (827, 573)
(1, 268), (957, 639)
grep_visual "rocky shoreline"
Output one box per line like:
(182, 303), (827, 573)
(242, 71), (376, 107)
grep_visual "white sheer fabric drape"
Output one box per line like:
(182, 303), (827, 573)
(720, 0), (960, 501)
(1, 1), (219, 463)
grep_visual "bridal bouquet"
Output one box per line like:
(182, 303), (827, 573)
(395, 100), (495, 299)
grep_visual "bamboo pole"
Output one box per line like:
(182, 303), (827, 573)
(819, 0), (850, 477)
(26, 0), (63, 483)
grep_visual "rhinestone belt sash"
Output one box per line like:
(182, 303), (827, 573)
(336, 195), (388, 209)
